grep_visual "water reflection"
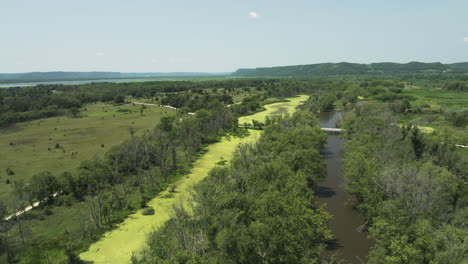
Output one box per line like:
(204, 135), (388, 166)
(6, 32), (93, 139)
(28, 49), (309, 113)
(317, 110), (371, 264)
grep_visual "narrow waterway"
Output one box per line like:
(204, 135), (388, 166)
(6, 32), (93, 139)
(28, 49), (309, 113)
(317, 110), (371, 264)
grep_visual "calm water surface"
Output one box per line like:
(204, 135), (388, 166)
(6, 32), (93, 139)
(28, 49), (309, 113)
(318, 110), (371, 263)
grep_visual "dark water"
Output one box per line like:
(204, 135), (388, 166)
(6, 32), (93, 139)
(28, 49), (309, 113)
(318, 110), (371, 263)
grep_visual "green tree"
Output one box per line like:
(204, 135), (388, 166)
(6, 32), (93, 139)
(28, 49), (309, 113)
(29, 171), (60, 202)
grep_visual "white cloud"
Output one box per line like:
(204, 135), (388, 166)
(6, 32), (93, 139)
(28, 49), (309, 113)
(464, 37), (468, 42)
(151, 58), (158, 63)
(96, 51), (105, 56)
(248, 11), (259, 19)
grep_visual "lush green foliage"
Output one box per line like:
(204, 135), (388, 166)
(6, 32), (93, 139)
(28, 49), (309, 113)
(134, 111), (331, 264)
(343, 104), (467, 263)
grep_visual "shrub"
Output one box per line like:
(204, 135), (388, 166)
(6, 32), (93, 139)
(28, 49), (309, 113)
(216, 159), (227, 166)
(6, 168), (14, 176)
(140, 195), (147, 209)
(44, 207), (53, 216)
(169, 183), (178, 193)
(142, 207), (155, 216)
(114, 95), (125, 104)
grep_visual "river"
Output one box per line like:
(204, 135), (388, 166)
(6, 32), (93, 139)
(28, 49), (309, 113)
(318, 110), (371, 263)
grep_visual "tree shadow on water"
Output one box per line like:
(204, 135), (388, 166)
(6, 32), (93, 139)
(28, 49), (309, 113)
(322, 149), (334, 160)
(315, 185), (336, 198)
(325, 238), (343, 251)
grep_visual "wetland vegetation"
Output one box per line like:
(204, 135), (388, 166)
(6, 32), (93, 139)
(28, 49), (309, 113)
(0, 74), (466, 264)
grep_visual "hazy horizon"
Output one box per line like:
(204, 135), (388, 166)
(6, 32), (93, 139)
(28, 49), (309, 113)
(2, 0), (468, 73)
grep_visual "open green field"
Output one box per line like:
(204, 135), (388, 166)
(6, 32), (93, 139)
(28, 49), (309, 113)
(0, 102), (175, 207)
(80, 95), (309, 264)
(403, 86), (468, 110)
(238, 94), (309, 125)
(402, 86), (467, 143)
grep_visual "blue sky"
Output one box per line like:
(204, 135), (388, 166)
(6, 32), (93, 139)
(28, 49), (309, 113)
(1, 0), (467, 73)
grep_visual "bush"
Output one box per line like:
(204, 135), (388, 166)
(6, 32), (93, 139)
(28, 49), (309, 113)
(140, 195), (147, 209)
(56, 195), (73, 207)
(114, 95), (125, 104)
(169, 183), (178, 193)
(44, 207), (53, 216)
(142, 207), (155, 216)
(6, 168), (14, 176)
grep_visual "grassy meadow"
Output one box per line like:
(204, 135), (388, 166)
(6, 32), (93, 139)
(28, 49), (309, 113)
(0, 102), (175, 208)
(360, 85), (467, 157)
(403, 86), (468, 110)
(402, 86), (467, 144)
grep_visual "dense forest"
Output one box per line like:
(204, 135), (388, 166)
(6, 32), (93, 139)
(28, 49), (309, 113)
(232, 62), (468, 77)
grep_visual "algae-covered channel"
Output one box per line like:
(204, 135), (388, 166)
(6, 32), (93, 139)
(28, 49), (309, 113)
(80, 95), (309, 263)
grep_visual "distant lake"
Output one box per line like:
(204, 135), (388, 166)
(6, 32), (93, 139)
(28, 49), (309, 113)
(0, 78), (151, 88)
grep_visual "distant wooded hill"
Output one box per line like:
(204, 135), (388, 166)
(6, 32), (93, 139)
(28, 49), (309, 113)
(0, 71), (228, 81)
(232, 62), (468, 77)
